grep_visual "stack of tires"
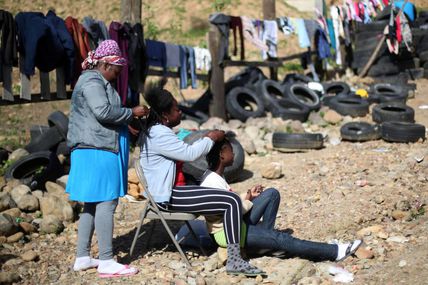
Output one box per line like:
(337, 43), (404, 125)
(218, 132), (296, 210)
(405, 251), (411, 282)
(4, 111), (70, 190)
(340, 83), (425, 143)
(352, 20), (417, 78)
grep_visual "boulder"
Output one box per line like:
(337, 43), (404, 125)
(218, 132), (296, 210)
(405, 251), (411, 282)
(261, 162), (282, 179)
(15, 194), (39, 212)
(45, 181), (66, 197)
(10, 184), (31, 203)
(244, 125), (261, 140)
(323, 110), (342, 124)
(39, 194), (74, 222)
(0, 271), (21, 284)
(0, 213), (19, 237)
(19, 222), (36, 234)
(39, 215), (64, 234)
(6, 231), (24, 243)
(8, 148), (29, 162)
(2, 207), (22, 218)
(0, 192), (14, 212)
(21, 250), (39, 262)
(55, 175), (69, 189)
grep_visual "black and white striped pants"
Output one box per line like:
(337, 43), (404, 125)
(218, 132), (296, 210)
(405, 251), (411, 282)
(168, 186), (243, 244)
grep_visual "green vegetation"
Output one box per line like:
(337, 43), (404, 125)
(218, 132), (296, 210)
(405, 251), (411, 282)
(0, 159), (14, 177)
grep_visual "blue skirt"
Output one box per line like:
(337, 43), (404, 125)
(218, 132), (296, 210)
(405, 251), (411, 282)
(66, 128), (129, 202)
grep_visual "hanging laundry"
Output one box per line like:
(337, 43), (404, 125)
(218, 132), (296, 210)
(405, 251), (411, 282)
(179, 46), (197, 89)
(0, 10), (18, 83)
(230, 16), (245, 60)
(304, 19), (319, 43)
(82, 16), (109, 49)
(109, 21), (130, 106)
(65, 16), (91, 86)
(126, 22), (148, 105)
(16, 11), (75, 82)
(209, 13), (231, 64)
(394, 0), (416, 22)
(146, 39), (167, 70)
(165, 43), (181, 68)
(277, 16), (294, 35)
(193, 47), (211, 71)
(315, 28), (331, 59)
(292, 18), (311, 49)
(261, 20), (278, 59)
(330, 6), (342, 65)
(241, 16), (268, 52)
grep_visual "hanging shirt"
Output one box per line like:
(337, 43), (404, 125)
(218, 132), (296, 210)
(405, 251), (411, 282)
(277, 16), (294, 35)
(230, 16), (245, 60)
(241, 16), (268, 52)
(261, 20), (278, 59)
(82, 16), (109, 49)
(193, 47), (211, 71)
(292, 18), (311, 48)
(165, 43), (181, 68)
(146, 39), (167, 70)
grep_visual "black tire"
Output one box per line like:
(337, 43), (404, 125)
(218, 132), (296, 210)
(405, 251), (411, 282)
(372, 83), (408, 103)
(4, 151), (64, 190)
(25, 127), (64, 153)
(381, 122), (426, 143)
(55, 141), (71, 156)
(225, 67), (267, 93)
(367, 63), (401, 77)
(322, 81), (350, 96)
(282, 73), (312, 85)
(340, 122), (381, 142)
(182, 131), (245, 183)
(269, 98), (311, 122)
(225, 87), (265, 122)
(272, 132), (323, 149)
(419, 50), (428, 63)
(283, 83), (321, 110)
(372, 102), (415, 123)
(258, 80), (287, 109)
(178, 105), (209, 124)
(30, 125), (50, 141)
(47, 111), (69, 139)
(328, 96), (370, 117)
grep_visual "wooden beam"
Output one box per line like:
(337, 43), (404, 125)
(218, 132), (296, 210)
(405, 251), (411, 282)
(147, 69), (209, 82)
(121, 0), (142, 24)
(208, 24), (226, 120)
(223, 60), (282, 68)
(0, 91), (72, 106)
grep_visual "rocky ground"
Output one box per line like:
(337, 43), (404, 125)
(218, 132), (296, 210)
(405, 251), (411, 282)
(1, 79), (428, 285)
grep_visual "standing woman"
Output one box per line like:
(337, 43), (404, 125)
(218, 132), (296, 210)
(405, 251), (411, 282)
(66, 40), (148, 278)
(139, 82), (265, 276)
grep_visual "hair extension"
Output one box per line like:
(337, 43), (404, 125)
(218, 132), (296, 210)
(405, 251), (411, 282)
(206, 138), (231, 170)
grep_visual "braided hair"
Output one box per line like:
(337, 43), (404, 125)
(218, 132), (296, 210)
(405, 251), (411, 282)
(142, 78), (175, 136)
(206, 138), (231, 170)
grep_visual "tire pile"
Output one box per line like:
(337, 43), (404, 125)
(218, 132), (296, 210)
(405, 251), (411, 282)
(352, 10), (428, 79)
(4, 111), (70, 190)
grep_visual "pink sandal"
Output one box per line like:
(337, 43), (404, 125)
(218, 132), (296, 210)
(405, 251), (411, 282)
(98, 265), (138, 278)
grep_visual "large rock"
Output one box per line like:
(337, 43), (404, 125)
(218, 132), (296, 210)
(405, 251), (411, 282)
(39, 215), (64, 234)
(15, 194), (39, 212)
(0, 192), (15, 212)
(39, 194), (74, 222)
(55, 175), (68, 189)
(8, 148), (29, 162)
(19, 222), (36, 234)
(21, 250), (39, 262)
(244, 125), (261, 140)
(237, 135), (256, 155)
(0, 213), (19, 237)
(6, 231), (24, 243)
(261, 162), (282, 179)
(0, 271), (21, 284)
(2, 207), (22, 218)
(10, 184), (31, 203)
(200, 117), (226, 130)
(45, 182), (66, 198)
(128, 168), (139, 184)
(323, 110), (342, 124)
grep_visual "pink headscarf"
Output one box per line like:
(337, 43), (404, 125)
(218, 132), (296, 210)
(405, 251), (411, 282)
(81, 40), (127, 70)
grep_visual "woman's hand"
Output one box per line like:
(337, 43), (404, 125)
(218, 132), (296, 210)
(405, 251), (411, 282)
(128, 124), (140, 136)
(132, 105), (149, 118)
(245, 185), (264, 201)
(205, 130), (225, 142)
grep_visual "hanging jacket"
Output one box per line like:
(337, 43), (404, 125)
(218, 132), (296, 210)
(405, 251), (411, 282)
(127, 23), (148, 97)
(65, 16), (91, 87)
(146, 39), (167, 71)
(209, 13), (231, 64)
(109, 21), (130, 106)
(82, 16), (109, 49)
(0, 10), (18, 82)
(230, 16), (245, 60)
(15, 11), (75, 82)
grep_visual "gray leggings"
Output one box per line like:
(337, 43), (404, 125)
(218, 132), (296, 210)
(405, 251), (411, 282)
(76, 199), (118, 260)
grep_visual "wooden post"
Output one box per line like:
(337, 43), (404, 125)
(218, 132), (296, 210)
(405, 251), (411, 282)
(208, 24), (226, 120)
(263, 0), (278, 80)
(121, 0), (142, 24)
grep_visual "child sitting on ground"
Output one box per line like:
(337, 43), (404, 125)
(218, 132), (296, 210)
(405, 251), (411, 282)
(200, 137), (362, 262)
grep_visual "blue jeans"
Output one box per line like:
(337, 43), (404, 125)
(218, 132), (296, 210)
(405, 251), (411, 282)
(244, 188), (338, 261)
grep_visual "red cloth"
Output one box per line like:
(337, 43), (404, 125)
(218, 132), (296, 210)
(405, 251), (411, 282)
(65, 17), (91, 87)
(395, 16), (402, 43)
(174, 161), (186, 186)
(230, 16), (245, 60)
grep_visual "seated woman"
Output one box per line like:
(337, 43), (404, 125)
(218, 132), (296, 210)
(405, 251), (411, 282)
(200, 137), (362, 262)
(139, 81), (264, 276)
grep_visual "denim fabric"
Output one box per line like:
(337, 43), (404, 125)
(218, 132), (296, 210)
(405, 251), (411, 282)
(244, 188), (338, 261)
(179, 46), (197, 89)
(244, 188), (280, 230)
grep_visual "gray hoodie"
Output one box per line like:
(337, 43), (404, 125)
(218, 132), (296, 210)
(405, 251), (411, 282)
(67, 70), (132, 152)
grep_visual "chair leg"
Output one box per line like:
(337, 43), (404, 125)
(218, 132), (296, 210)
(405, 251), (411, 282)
(185, 221), (208, 256)
(158, 216), (192, 267)
(130, 202), (149, 256)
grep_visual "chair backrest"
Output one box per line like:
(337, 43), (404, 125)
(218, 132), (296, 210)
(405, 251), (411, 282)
(134, 160), (157, 204)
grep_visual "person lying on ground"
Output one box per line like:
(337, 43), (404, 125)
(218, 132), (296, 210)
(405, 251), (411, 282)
(200, 137), (362, 263)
